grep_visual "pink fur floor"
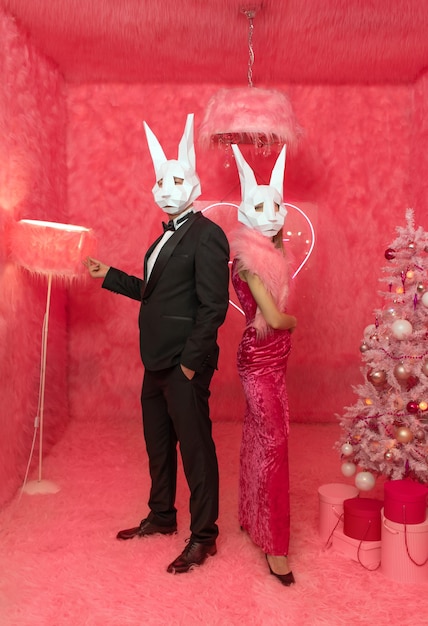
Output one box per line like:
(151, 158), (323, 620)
(1, 418), (427, 626)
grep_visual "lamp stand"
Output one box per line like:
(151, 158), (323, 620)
(21, 272), (60, 495)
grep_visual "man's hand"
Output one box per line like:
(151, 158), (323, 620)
(83, 257), (110, 279)
(180, 364), (195, 380)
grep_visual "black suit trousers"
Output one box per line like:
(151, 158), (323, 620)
(141, 363), (219, 544)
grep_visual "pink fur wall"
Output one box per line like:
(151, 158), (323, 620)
(0, 10), (68, 507)
(66, 82), (421, 428)
(2, 8), (428, 508)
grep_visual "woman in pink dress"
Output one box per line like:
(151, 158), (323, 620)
(231, 144), (297, 586)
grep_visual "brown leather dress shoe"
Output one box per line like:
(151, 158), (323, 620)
(116, 517), (177, 540)
(167, 540), (217, 573)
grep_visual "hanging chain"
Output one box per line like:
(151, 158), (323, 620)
(241, 8), (256, 88)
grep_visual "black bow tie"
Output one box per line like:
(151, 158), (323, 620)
(162, 211), (193, 233)
(162, 219), (175, 232)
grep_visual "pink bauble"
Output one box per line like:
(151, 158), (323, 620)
(422, 292), (428, 308)
(341, 443), (354, 457)
(341, 462), (356, 477)
(367, 369), (387, 386)
(391, 319), (413, 340)
(395, 426), (413, 444)
(394, 362), (412, 381)
(355, 471), (376, 491)
(382, 307), (398, 321)
(364, 324), (377, 339)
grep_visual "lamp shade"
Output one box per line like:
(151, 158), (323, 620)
(199, 87), (302, 152)
(10, 219), (96, 278)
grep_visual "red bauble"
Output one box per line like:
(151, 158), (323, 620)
(384, 248), (396, 260)
(406, 401), (419, 414)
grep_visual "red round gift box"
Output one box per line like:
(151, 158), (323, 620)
(384, 479), (428, 525)
(343, 497), (383, 541)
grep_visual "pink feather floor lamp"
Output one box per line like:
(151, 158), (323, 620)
(10, 219), (96, 495)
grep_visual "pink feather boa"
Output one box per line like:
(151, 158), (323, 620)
(231, 226), (290, 338)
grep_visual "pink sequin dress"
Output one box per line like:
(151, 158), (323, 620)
(232, 256), (292, 555)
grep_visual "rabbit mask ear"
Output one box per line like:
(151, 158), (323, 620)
(232, 144), (287, 237)
(143, 114), (201, 215)
(270, 145), (286, 197)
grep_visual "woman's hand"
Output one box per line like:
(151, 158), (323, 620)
(285, 314), (297, 333)
(83, 257), (110, 279)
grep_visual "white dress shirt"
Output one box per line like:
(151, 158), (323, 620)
(146, 208), (194, 280)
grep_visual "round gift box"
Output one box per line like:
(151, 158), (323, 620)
(343, 497), (383, 541)
(384, 480), (428, 525)
(318, 483), (359, 543)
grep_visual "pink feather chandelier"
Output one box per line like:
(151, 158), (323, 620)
(199, 5), (302, 159)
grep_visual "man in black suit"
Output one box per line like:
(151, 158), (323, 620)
(85, 114), (229, 574)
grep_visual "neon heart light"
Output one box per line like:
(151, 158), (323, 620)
(198, 200), (316, 314)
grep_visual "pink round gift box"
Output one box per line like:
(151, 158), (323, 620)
(343, 497), (383, 541)
(381, 509), (428, 584)
(384, 480), (428, 525)
(318, 483), (359, 543)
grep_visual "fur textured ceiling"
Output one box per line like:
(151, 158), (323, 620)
(1, 0), (428, 85)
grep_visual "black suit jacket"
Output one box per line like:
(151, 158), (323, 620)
(102, 211), (230, 372)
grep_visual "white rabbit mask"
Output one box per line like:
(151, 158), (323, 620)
(232, 144), (287, 237)
(143, 114), (201, 215)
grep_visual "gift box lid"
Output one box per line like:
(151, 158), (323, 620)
(318, 483), (359, 504)
(384, 479), (428, 503)
(344, 497), (383, 518)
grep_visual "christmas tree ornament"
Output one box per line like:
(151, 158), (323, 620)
(384, 248), (396, 260)
(341, 461), (357, 477)
(406, 375), (419, 390)
(392, 395), (404, 410)
(406, 401), (419, 414)
(421, 292), (428, 308)
(384, 450), (393, 461)
(395, 426), (413, 443)
(364, 324), (377, 339)
(393, 362), (412, 381)
(414, 429), (425, 441)
(367, 369), (387, 386)
(406, 270), (415, 281)
(382, 307), (398, 321)
(359, 342), (369, 353)
(391, 319), (413, 339)
(416, 282), (425, 293)
(419, 400), (428, 412)
(364, 398), (373, 406)
(355, 471), (376, 491)
(341, 443), (354, 456)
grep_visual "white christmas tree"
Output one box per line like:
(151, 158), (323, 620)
(337, 209), (428, 490)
